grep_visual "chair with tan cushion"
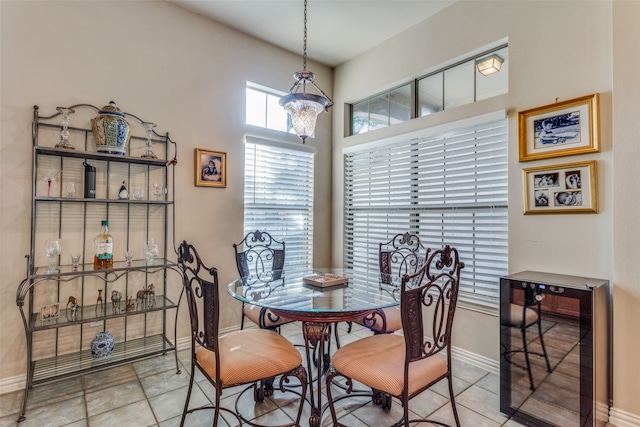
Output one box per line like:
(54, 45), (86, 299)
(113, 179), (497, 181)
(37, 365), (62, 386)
(356, 232), (428, 334)
(178, 241), (307, 427)
(233, 230), (294, 331)
(326, 245), (464, 427)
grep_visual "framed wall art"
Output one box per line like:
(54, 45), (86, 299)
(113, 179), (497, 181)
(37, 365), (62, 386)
(195, 148), (226, 188)
(518, 93), (600, 162)
(522, 160), (598, 214)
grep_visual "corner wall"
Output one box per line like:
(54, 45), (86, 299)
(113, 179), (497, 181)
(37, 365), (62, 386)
(0, 0), (332, 381)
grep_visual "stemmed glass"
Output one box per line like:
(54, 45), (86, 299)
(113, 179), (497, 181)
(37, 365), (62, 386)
(41, 169), (61, 197)
(141, 122), (158, 159)
(44, 239), (61, 273)
(54, 107), (76, 150)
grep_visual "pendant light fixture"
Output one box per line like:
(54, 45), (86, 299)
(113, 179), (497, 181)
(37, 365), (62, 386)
(280, 0), (333, 143)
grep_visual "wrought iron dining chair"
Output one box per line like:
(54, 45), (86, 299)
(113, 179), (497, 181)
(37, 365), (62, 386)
(177, 241), (307, 427)
(326, 245), (464, 426)
(356, 232), (429, 334)
(500, 283), (552, 390)
(233, 230), (294, 332)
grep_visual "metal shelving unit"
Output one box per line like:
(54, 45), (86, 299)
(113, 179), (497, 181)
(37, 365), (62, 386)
(15, 104), (180, 423)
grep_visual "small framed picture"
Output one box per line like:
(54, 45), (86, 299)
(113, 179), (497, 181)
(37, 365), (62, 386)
(195, 148), (226, 188)
(523, 160), (598, 214)
(518, 93), (600, 162)
(41, 303), (60, 321)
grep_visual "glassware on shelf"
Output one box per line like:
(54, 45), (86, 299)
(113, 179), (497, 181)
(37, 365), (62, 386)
(70, 253), (81, 271)
(65, 181), (76, 198)
(41, 169), (60, 197)
(152, 183), (166, 201)
(124, 250), (134, 266)
(133, 188), (145, 200)
(54, 107), (76, 150)
(141, 122), (158, 159)
(144, 239), (159, 265)
(44, 239), (61, 273)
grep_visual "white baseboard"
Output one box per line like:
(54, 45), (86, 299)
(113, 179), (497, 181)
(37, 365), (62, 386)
(609, 407), (640, 427)
(451, 344), (500, 375)
(0, 373), (26, 395)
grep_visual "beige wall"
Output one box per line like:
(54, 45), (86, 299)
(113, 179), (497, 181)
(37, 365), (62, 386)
(612, 0), (640, 421)
(332, 0), (637, 422)
(0, 0), (332, 381)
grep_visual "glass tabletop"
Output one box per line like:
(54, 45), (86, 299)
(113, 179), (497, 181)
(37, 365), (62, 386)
(227, 268), (401, 316)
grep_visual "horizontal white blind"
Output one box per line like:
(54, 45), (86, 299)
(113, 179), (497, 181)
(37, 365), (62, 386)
(245, 142), (314, 268)
(344, 117), (508, 305)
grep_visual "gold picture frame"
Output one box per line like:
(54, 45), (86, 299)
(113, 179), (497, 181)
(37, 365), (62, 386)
(523, 160), (598, 214)
(195, 148), (226, 188)
(518, 93), (600, 162)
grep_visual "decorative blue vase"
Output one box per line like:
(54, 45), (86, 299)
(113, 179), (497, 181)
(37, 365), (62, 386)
(91, 101), (131, 156)
(91, 331), (115, 358)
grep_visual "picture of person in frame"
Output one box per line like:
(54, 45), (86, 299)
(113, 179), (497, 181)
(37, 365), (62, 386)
(534, 172), (559, 188)
(535, 189), (549, 207)
(201, 157), (221, 182)
(555, 191), (582, 207)
(565, 170), (581, 189)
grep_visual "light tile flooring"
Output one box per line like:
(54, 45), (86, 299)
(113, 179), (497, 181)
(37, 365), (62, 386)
(0, 323), (527, 427)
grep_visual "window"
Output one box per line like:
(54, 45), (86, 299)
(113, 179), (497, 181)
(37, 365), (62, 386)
(351, 44), (508, 135)
(246, 82), (291, 133)
(244, 138), (314, 269)
(344, 112), (508, 306)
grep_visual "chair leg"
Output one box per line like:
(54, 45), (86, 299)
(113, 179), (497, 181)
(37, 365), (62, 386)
(180, 362), (196, 427)
(240, 303), (246, 330)
(448, 375), (461, 427)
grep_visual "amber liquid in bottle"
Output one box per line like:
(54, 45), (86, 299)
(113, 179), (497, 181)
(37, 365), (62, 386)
(94, 220), (114, 269)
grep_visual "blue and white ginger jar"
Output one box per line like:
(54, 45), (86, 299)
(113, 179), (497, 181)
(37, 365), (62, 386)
(91, 101), (131, 156)
(91, 331), (115, 358)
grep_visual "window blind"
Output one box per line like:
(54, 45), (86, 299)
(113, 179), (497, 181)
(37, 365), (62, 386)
(245, 141), (314, 269)
(344, 116), (508, 305)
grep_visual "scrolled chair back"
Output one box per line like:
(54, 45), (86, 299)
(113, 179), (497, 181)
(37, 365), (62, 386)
(233, 230), (285, 285)
(178, 240), (219, 353)
(401, 244), (465, 362)
(379, 232), (429, 285)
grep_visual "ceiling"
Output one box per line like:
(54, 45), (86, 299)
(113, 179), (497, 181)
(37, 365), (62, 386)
(168, 0), (457, 67)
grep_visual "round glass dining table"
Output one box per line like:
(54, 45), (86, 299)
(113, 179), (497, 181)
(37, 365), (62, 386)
(227, 268), (401, 427)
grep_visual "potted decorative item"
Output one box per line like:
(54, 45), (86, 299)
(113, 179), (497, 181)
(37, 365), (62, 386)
(90, 331), (115, 358)
(91, 101), (130, 155)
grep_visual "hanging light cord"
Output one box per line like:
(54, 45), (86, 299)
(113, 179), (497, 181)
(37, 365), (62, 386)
(302, 0), (308, 71)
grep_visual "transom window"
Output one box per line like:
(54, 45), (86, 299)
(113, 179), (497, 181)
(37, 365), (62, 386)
(245, 82), (291, 133)
(350, 44), (508, 136)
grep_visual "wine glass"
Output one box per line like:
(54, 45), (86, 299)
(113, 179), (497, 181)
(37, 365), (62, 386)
(44, 239), (61, 273)
(141, 122), (158, 159)
(54, 107), (76, 150)
(41, 169), (60, 197)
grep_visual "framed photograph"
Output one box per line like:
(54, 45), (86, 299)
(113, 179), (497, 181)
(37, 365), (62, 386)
(518, 93), (600, 162)
(41, 303), (60, 321)
(195, 148), (226, 188)
(523, 160), (598, 214)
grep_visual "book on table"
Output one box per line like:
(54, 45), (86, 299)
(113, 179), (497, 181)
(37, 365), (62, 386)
(303, 273), (349, 288)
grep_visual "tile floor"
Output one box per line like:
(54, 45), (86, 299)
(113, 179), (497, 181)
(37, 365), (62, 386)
(0, 323), (527, 427)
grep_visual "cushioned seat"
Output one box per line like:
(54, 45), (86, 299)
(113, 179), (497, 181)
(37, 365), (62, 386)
(243, 304), (290, 329)
(331, 334), (447, 396)
(197, 329), (302, 385)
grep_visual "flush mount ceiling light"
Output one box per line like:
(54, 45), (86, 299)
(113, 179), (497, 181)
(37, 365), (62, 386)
(476, 53), (504, 76)
(279, 0), (333, 144)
